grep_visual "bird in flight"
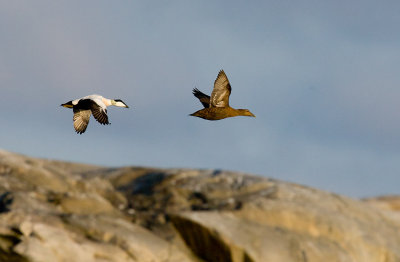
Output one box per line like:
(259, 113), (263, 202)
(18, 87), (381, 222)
(61, 94), (129, 134)
(190, 70), (255, 120)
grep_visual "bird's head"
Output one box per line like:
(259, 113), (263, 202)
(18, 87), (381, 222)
(238, 109), (255, 117)
(112, 99), (129, 108)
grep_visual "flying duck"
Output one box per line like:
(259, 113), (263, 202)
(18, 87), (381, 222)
(61, 94), (129, 134)
(190, 70), (255, 120)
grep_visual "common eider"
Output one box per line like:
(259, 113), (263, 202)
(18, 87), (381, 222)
(190, 70), (255, 120)
(61, 94), (129, 134)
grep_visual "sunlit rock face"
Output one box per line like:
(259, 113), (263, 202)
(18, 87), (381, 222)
(0, 149), (399, 262)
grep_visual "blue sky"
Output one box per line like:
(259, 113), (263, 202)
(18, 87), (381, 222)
(1, 1), (400, 197)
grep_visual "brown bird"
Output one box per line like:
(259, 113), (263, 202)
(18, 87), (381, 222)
(190, 70), (255, 120)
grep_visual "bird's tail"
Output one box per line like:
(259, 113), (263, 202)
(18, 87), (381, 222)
(61, 101), (73, 108)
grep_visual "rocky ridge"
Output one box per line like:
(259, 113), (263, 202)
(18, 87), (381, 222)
(0, 149), (399, 262)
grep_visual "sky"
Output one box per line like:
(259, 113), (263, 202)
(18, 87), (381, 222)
(0, 1), (400, 198)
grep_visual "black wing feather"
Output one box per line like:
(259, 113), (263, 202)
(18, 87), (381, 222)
(90, 102), (109, 125)
(192, 88), (210, 108)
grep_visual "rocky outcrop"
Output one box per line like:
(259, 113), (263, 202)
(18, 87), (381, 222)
(364, 195), (400, 212)
(0, 149), (399, 262)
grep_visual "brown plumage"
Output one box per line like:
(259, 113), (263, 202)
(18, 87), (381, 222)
(190, 70), (255, 120)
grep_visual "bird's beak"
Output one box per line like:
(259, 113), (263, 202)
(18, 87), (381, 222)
(247, 112), (255, 117)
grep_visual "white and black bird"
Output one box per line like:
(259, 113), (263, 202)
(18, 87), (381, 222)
(61, 94), (129, 134)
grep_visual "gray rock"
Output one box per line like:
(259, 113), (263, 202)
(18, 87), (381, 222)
(0, 149), (399, 262)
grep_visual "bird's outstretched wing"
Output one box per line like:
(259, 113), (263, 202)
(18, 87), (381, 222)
(210, 70), (231, 108)
(90, 101), (109, 125)
(73, 108), (91, 134)
(192, 88), (210, 108)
